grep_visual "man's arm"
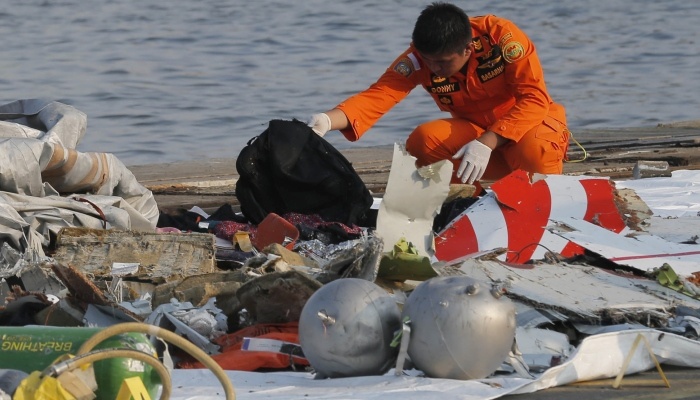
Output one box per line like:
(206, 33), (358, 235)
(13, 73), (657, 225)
(317, 47), (421, 141)
(325, 109), (350, 131)
(307, 109), (350, 137)
(477, 130), (509, 150)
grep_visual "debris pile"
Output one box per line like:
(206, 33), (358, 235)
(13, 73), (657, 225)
(2, 102), (700, 399)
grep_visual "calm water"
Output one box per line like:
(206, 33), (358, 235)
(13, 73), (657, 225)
(1, 0), (697, 166)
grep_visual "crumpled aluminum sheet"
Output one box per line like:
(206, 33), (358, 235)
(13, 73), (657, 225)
(295, 234), (384, 283)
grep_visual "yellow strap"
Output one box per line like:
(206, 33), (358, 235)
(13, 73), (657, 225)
(115, 376), (152, 400)
(612, 333), (670, 389)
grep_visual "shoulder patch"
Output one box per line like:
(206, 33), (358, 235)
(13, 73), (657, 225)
(393, 52), (421, 77)
(502, 41), (525, 63)
(393, 57), (414, 77)
(498, 32), (514, 46)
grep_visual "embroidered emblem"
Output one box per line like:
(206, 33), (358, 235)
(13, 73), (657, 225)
(432, 75), (447, 84)
(393, 58), (414, 77)
(476, 45), (506, 82)
(438, 95), (453, 105)
(502, 41), (525, 63)
(477, 55), (502, 69)
(498, 32), (513, 46)
(472, 37), (483, 52)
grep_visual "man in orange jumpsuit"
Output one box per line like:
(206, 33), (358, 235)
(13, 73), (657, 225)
(307, 2), (569, 186)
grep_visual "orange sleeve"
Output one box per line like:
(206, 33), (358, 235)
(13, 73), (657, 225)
(485, 18), (551, 142)
(336, 49), (421, 141)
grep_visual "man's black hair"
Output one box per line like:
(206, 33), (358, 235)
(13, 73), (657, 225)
(412, 2), (472, 55)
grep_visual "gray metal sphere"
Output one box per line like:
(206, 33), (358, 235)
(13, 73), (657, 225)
(299, 278), (402, 378)
(402, 275), (516, 380)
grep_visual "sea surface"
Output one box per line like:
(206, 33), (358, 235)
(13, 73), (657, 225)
(1, 0), (697, 166)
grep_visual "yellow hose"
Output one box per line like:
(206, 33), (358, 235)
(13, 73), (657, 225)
(77, 322), (236, 400)
(44, 348), (172, 400)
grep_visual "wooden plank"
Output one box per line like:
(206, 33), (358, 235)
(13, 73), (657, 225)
(53, 227), (217, 283)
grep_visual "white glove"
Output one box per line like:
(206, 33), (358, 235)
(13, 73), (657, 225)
(306, 113), (332, 137)
(453, 140), (492, 184)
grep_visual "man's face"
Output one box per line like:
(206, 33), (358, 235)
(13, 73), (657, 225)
(419, 44), (473, 78)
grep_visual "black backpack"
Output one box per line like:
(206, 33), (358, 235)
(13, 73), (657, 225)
(235, 119), (373, 226)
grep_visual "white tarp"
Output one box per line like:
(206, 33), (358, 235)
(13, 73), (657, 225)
(616, 170), (700, 218)
(166, 329), (700, 399)
(169, 366), (531, 400)
(616, 170), (700, 244)
(0, 99), (86, 148)
(0, 99), (158, 256)
(511, 329), (700, 394)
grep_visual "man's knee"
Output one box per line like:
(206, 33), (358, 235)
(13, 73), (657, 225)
(406, 118), (483, 167)
(405, 124), (439, 166)
(512, 139), (566, 174)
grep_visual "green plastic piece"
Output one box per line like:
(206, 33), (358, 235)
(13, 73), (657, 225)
(377, 238), (438, 282)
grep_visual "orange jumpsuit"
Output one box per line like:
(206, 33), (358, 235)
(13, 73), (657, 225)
(336, 15), (569, 183)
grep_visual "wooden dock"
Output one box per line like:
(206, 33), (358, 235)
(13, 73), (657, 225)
(130, 123), (700, 213)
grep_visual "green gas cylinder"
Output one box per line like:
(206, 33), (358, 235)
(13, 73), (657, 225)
(0, 326), (161, 399)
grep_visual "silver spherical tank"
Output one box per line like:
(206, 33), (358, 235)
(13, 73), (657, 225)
(402, 276), (516, 380)
(299, 278), (402, 378)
